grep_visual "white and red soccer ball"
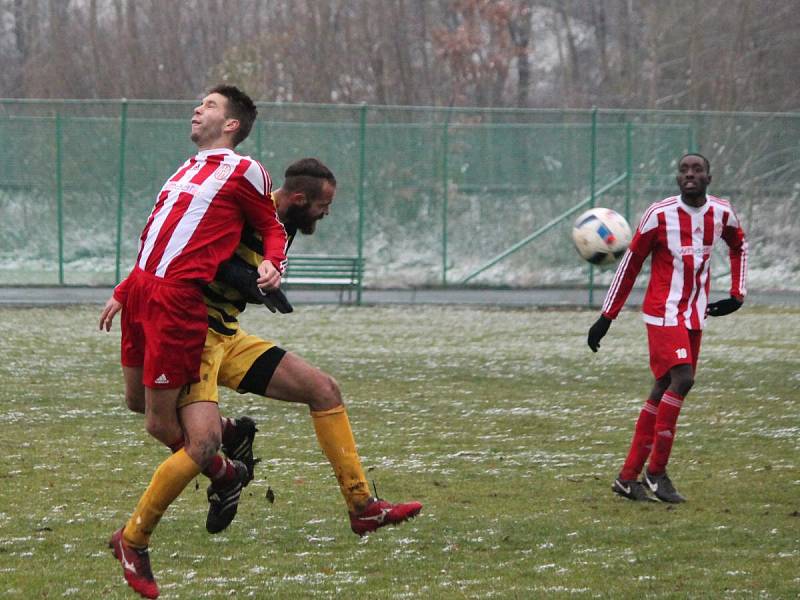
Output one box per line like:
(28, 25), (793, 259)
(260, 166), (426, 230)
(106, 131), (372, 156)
(571, 207), (632, 266)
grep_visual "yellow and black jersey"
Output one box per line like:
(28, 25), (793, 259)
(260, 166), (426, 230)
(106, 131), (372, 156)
(204, 222), (297, 336)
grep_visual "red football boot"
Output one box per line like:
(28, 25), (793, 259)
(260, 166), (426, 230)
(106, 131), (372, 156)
(349, 497), (423, 536)
(108, 528), (159, 599)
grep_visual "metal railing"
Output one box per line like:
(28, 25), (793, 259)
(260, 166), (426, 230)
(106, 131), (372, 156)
(0, 101), (797, 294)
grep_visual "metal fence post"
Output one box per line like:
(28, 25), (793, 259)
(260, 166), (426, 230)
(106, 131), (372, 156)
(255, 118), (263, 161)
(588, 108), (598, 306)
(356, 103), (367, 305)
(441, 109), (451, 286)
(115, 99), (128, 284)
(625, 119), (632, 222)
(55, 111), (64, 285)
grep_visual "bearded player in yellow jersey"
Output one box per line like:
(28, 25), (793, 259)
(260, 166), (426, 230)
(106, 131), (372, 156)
(121, 159), (420, 566)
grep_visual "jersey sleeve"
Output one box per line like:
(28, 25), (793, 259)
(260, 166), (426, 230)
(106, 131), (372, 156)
(721, 208), (748, 300)
(112, 272), (133, 304)
(238, 160), (288, 274)
(600, 217), (656, 319)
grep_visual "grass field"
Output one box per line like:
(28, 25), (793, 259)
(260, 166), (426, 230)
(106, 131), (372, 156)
(0, 304), (798, 599)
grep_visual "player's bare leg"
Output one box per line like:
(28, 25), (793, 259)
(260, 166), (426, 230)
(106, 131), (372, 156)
(143, 387), (186, 447)
(179, 401), (224, 467)
(122, 367), (252, 532)
(179, 401), (250, 533)
(123, 366), (146, 414)
(265, 351), (422, 535)
(110, 386), (200, 599)
(123, 367), (252, 478)
(647, 372), (671, 403)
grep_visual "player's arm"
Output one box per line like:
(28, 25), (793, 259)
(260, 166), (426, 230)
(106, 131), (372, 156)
(112, 273), (131, 304)
(707, 212), (747, 317)
(257, 259), (282, 291)
(215, 258), (293, 313)
(706, 296), (742, 317)
(99, 273), (132, 331)
(588, 227), (652, 352)
(99, 295), (123, 331)
(238, 161), (288, 286)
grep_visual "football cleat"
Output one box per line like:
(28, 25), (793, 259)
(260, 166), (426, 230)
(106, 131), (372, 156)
(612, 477), (656, 502)
(206, 460), (249, 534)
(644, 470), (686, 503)
(108, 527), (159, 599)
(349, 497), (423, 536)
(221, 416), (258, 486)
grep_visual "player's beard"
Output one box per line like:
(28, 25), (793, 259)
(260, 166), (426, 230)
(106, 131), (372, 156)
(284, 203), (319, 235)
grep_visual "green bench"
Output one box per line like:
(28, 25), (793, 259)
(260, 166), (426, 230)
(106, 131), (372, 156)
(283, 254), (365, 304)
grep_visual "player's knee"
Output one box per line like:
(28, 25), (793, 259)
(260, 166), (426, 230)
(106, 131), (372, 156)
(125, 391), (145, 414)
(144, 417), (175, 446)
(677, 376), (694, 396)
(651, 385), (668, 402)
(671, 371), (694, 396)
(309, 374), (342, 411)
(185, 434), (221, 469)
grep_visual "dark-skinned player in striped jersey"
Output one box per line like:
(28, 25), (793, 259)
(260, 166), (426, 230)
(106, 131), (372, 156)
(588, 153), (747, 504)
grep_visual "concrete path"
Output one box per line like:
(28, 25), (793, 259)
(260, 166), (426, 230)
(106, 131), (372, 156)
(0, 286), (795, 308)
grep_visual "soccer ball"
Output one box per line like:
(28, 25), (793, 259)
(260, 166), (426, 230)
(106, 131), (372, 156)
(571, 207), (632, 266)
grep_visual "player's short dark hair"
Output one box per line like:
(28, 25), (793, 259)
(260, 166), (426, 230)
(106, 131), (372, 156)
(207, 84), (257, 146)
(679, 152), (711, 174)
(283, 158), (336, 202)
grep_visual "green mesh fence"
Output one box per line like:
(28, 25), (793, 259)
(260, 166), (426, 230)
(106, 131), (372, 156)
(0, 101), (797, 291)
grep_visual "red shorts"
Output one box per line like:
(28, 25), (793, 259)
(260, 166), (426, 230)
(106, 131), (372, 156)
(120, 268), (208, 389)
(646, 323), (702, 379)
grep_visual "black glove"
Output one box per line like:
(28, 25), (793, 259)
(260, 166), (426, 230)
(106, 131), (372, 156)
(215, 259), (293, 314)
(261, 287), (294, 314)
(706, 296), (742, 317)
(587, 315), (612, 352)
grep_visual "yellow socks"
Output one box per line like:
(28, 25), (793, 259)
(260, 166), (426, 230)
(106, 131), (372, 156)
(311, 405), (371, 513)
(123, 448), (201, 548)
(122, 407), (370, 548)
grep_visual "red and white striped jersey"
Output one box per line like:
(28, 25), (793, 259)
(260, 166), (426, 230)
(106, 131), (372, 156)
(128, 148), (286, 286)
(601, 194), (747, 330)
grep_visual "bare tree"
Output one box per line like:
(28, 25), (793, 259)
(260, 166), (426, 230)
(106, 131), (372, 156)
(508, 0), (534, 107)
(0, 0), (797, 110)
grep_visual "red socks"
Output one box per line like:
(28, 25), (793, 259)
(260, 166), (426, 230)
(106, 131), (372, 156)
(204, 454), (238, 489)
(619, 391), (684, 480)
(648, 391), (684, 475)
(220, 417), (236, 446)
(619, 399), (659, 480)
(166, 433), (236, 489)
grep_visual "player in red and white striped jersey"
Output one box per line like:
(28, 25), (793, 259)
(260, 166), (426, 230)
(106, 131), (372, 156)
(99, 85), (287, 599)
(587, 153), (748, 504)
